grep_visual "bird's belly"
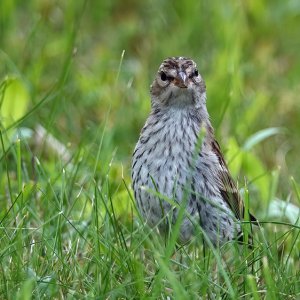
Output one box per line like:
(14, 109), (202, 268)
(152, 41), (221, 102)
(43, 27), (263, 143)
(136, 157), (195, 242)
(134, 145), (195, 231)
(140, 147), (191, 198)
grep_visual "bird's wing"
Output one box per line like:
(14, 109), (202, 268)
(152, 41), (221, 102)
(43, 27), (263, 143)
(211, 139), (256, 222)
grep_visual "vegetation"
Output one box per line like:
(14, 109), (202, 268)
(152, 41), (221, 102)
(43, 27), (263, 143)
(0, 0), (299, 298)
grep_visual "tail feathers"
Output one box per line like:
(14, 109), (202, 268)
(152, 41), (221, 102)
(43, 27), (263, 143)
(244, 211), (259, 225)
(237, 231), (255, 249)
(236, 213), (258, 248)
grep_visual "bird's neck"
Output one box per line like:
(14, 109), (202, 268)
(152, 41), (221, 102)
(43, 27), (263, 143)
(150, 103), (214, 141)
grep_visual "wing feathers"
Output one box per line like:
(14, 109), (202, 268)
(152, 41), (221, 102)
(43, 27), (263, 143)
(210, 139), (256, 222)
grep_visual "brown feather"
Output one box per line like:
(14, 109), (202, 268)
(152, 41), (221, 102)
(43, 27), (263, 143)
(210, 139), (257, 222)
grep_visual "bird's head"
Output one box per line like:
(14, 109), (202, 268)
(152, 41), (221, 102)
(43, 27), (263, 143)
(150, 57), (206, 108)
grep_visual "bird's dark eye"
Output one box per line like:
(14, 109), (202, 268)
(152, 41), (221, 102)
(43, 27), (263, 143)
(194, 69), (199, 77)
(160, 72), (167, 81)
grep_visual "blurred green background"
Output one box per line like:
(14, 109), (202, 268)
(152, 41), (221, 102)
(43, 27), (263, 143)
(1, 1), (300, 298)
(1, 0), (300, 216)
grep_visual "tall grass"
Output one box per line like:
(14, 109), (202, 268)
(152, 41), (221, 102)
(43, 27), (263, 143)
(0, 0), (300, 298)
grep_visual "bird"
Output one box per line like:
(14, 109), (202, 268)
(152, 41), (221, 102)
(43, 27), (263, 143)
(131, 57), (256, 246)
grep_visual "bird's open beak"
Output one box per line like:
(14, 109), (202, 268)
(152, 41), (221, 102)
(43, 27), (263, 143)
(174, 71), (188, 88)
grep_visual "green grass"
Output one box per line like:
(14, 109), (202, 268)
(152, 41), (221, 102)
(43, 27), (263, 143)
(1, 0), (300, 298)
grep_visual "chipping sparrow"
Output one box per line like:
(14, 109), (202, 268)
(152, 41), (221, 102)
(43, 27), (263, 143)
(132, 57), (256, 245)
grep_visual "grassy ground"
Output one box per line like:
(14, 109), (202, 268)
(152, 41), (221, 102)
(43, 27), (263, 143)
(1, 0), (300, 298)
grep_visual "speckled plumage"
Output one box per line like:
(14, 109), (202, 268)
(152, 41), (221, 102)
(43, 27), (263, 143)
(132, 57), (255, 245)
